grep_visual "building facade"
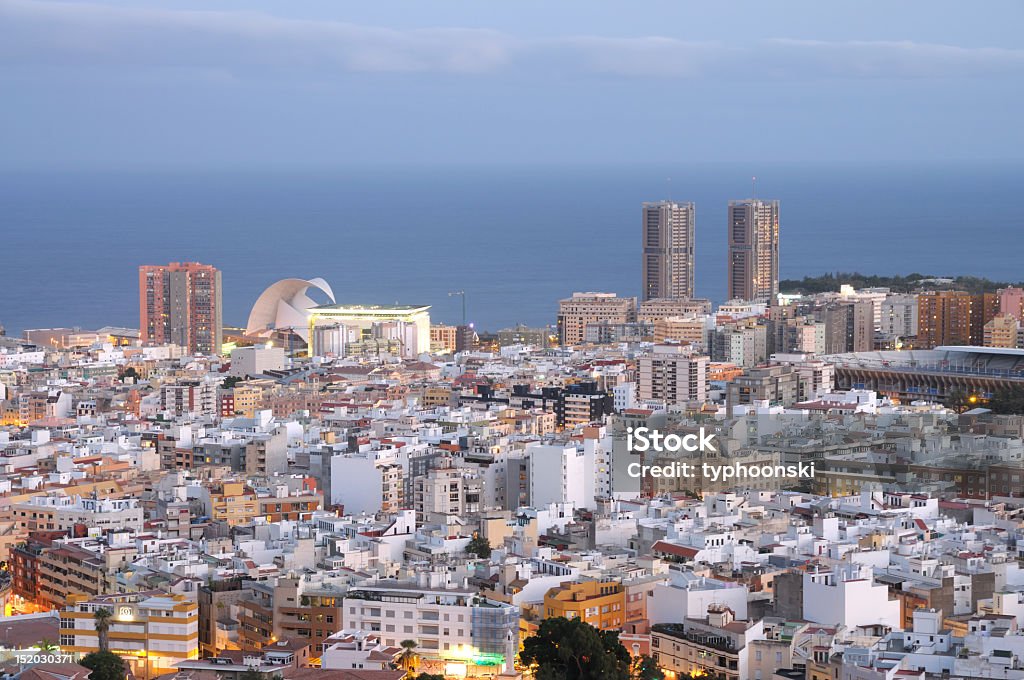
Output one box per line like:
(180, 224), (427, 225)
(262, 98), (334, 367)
(642, 201), (696, 301)
(638, 345), (709, 406)
(62, 592), (200, 677)
(557, 293), (636, 346)
(727, 199), (780, 303)
(139, 262), (223, 355)
(917, 290), (998, 348)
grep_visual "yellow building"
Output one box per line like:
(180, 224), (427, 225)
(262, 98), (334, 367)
(984, 314), (1020, 348)
(653, 315), (707, 346)
(62, 592), (199, 678)
(543, 580), (625, 631)
(419, 385), (454, 409)
(232, 384), (266, 418)
(430, 324), (458, 354)
(210, 482), (258, 526)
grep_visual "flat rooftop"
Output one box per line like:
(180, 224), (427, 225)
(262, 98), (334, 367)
(311, 304), (431, 314)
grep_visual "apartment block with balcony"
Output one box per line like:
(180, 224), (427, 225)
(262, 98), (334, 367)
(61, 592), (200, 677)
(543, 579), (626, 631)
(342, 580), (519, 667)
(651, 605), (764, 680)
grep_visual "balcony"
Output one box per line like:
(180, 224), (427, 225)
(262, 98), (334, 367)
(653, 623), (739, 654)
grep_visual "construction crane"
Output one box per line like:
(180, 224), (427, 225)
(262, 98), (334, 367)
(448, 290), (467, 326)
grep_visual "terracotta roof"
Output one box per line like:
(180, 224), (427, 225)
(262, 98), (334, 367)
(651, 540), (700, 559)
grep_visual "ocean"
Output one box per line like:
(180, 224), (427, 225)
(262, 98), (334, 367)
(0, 162), (1021, 335)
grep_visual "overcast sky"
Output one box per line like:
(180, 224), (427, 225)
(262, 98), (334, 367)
(2, 0), (1022, 168)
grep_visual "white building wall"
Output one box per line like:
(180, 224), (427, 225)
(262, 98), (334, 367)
(527, 443), (588, 509)
(330, 454), (383, 514)
(647, 574), (749, 624)
(803, 566), (901, 630)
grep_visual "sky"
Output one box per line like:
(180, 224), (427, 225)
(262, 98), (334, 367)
(1, 0), (1023, 168)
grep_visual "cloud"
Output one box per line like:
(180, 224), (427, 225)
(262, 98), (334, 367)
(1, 0), (1022, 81)
(0, 0), (514, 75)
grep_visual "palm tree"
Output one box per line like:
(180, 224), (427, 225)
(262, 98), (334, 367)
(397, 640), (419, 673)
(93, 607), (113, 653)
(38, 639), (58, 652)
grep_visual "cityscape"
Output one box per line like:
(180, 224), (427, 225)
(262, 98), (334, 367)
(2, 3), (1024, 680)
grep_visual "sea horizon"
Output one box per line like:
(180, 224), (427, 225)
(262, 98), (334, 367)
(1, 160), (1022, 336)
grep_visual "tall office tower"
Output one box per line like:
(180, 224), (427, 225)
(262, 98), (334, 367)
(642, 201), (696, 301)
(139, 262), (223, 355)
(727, 199), (780, 303)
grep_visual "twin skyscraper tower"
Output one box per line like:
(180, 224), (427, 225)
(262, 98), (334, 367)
(641, 198), (780, 304)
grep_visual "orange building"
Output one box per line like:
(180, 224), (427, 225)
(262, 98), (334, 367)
(543, 580), (625, 631)
(709, 362), (744, 382)
(210, 482), (258, 526)
(917, 290), (998, 348)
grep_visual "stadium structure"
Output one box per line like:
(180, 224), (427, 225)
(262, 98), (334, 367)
(825, 346), (1024, 403)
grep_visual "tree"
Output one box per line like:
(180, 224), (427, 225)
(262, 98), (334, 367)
(120, 367), (139, 382)
(466, 534), (492, 559)
(988, 386), (1024, 415)
(240, 669), (264, 680)
(944, 388), (977, 414)
(93, 607), (113, 653)
(80, 651), (125, 680)
(518, 617), (631, 680)
(397, 640), (419, 673)
(632, 654), (664, 680)
(222, 376), (244, 389)
(37, 639), (58, 652)
(414, 674), (445, 680)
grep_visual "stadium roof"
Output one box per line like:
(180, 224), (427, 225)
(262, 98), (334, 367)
(934, 345), (1024, 357)
(824, 346), (1024, 379)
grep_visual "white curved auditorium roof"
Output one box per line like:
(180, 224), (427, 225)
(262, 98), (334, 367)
(245, 278), (336, 343)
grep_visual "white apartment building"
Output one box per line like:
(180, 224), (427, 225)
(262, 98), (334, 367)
(12, 493), (144, 532)
(803, 564), (901, 631)
(880, 293), (919, 339)
(319, 630), (400, 671)
(638, 344), (709, 406)
(526, 442), (594, 510)
(413, 461), (482, 516)
(229, 345), (286, 378)
(612, 382), (637, 411)
(160, 378), (218, 417)
(341, 580), (518, 666)
(647, 568), (749, 624)
(328, 448), (405, 515)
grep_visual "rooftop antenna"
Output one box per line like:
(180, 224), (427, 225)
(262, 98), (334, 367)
(667, 176), (672, 202)
(752, 176), (758, 199)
